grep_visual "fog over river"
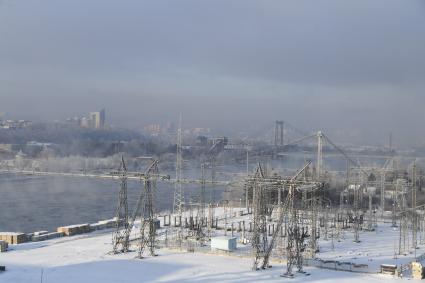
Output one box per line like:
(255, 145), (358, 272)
(0, 172), (225, 233)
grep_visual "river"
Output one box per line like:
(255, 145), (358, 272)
(0, 172), (226, 233)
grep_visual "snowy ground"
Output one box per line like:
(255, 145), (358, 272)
(317, 223), (422, 272)
(0, 229), (408, 283)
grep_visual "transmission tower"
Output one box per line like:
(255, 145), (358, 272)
(249, 161), (313, 271)
(393, 179), (405, 228)
(283, 193), (309, 277)
(380, 171), (385, 217)
(137, 160), (159, 258)
(173, 114), (184, 216)
(353, 181), (361, 243)
(366, 191), (374, 231)
(194, 163), (207, 243)
(316, 131), (323, 179)
(283, 209), (297, 278)
(392, 182), (398, 227)
(412, 162), (418, 249)
(112, 156), (130, 253)
(309, 191), (319, 257)
(412, 162), (418, 250)
(274, 120), (284, 146)
(251, 164), (268, 271)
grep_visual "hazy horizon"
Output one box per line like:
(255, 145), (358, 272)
(1, 0), (424, 147)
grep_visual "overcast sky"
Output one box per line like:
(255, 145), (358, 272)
(0, 0), (424, 146)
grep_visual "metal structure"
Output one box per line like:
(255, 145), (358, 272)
(194, 163), (207, 243)
(353, 183), (361, 243)
(412, 162), (418, 250)
(13, 115), (425, 280)
(111, 159), (168, 256)
(251, 164), (268, 270)
(308, 189), (319, 257)
(112, 156), (130, 253)
(274, 120), (284, 146)
(173, 114), (185, 216)
(248, 161), (318, 272)
(283, 210), (309, 278)
(137, 160), (159, 258)
(317, 131), (323, 179)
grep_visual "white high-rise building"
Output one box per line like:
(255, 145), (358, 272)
(89, 109), (105, 129)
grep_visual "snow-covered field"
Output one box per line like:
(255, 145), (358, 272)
(317, 223), (421, 272)
(0, 228), (407, 283)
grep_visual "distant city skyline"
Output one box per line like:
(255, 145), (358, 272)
(0, 0), (424, 146)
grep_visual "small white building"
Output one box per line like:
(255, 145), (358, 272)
(211, 236), (237, 252)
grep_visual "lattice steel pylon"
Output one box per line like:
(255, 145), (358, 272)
(249, 161), (314, 271)
(173, 114), (184, 216)
(283, 187), (298, 278)
(251, 164), (268, 271)
(309, 191), (319, 257)
(316, 131), (323, 179)
(263, 161), (313, 270)
(353, 182), (361, 243)
(274, 120), (284, 146)
(412, 162), (418, 250)
(194, 163), (207, 243)
(137, 160), (159, 258)
(112, 156), (130, 254)
(283, 209), (309, 278)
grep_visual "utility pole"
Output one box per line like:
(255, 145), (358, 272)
(380, 171), (385, 217)
(399, 180), (408, 255)
(367, 191), (374, 231)
(353, 182), (360, 243)
(392, 180), (398, 228)
(245, 148), (250, 209)
(246, 148), (249, 176)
